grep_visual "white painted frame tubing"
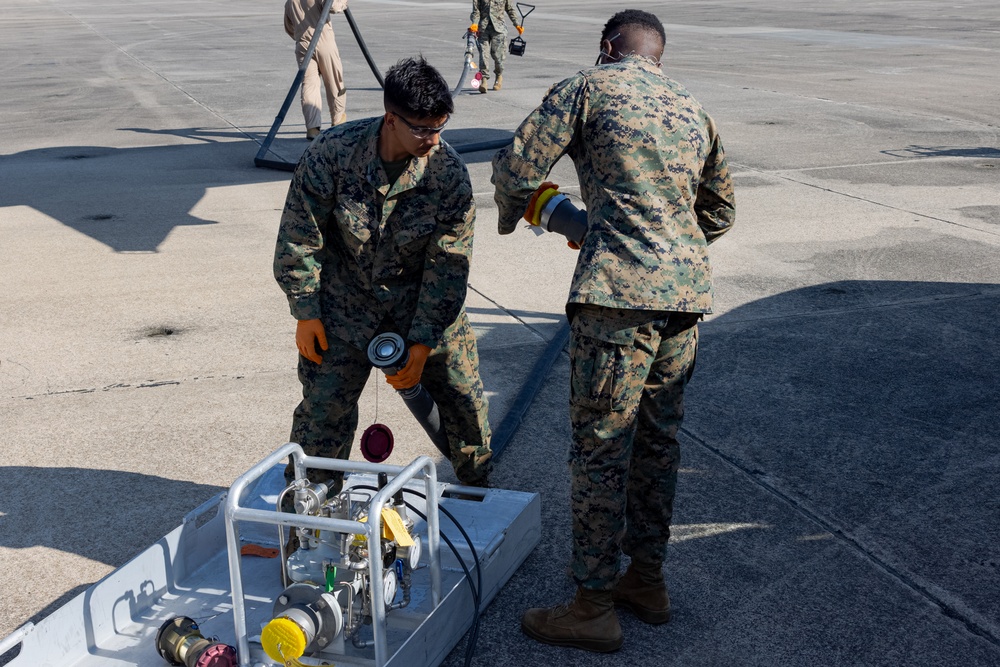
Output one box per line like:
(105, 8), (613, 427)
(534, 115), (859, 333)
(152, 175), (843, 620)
(224, 443), (441, 667)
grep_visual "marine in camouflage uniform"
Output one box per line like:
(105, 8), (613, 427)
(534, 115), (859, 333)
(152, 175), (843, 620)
(470, 0), (519, 89)
(492, 10), (735, 652)
(274, 58), (492, 490)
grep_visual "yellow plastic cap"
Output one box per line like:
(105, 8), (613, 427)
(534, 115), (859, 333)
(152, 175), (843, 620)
(530, 188), (560, 226)
(261, 616), (308, 662)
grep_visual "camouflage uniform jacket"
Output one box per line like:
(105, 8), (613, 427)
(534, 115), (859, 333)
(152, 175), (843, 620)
(470, 0), (518, 34)
(492, 55), (736, 314)
(274, 117), (476, 351)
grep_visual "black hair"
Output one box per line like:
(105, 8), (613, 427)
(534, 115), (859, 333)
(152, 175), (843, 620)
(601, 9), (666, 48)
(383, 57), (454, 119)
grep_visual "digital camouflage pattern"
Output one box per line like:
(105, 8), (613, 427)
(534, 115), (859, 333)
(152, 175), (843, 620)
(470, 0), (518, 35)
(492, 54), (736, 315)
(491, 55), (735, 591)
(275, 117), (475, 352)
(288, 311), (492, 488)
(470, 0), (518, 79)
(476, 30), (509, 79)
(275, 116), (491, 485)
(567, 306), (698, 588)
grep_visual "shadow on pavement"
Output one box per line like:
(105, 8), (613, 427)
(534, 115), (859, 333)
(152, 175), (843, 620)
(0, 128), (290, 253)
(0, 466), (223, 566)
(463, 279), (1000, 666)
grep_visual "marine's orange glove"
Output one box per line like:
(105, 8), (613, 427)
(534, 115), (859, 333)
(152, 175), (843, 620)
(469, 23), (479, 33)
(296, 319), (328, 364)
(386, 343), (432, 390)
(516, 25), (524, 35)
(524, 181), (559, 224)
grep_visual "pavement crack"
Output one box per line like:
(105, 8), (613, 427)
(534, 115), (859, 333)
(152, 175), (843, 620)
(467, 283), (551, 342)
(14, 375), (247, 400)
(681, 426), (1000, 648)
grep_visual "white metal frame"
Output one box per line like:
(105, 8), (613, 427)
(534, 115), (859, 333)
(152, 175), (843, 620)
(223, 443), (442, 667)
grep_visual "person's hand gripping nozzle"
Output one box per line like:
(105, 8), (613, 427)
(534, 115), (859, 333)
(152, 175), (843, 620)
(524, 181), (588, 248)
(367, 333), (450, 458)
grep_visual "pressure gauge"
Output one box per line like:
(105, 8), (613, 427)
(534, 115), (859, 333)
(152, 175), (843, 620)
(407, 535), (422, 570)
(382, 568), (398, 607)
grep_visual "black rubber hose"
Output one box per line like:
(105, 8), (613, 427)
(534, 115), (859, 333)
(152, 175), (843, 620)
(489, 322), (570, 459)
(452, 138), (513, 154)
(352, 485), (482, 667)
(396, 384), (451, 458)
(344, 7), (384, 88)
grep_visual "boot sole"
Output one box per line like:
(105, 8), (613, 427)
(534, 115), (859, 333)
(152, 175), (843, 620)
(521, 620), (623, 653)
(613, 598), (671, 625)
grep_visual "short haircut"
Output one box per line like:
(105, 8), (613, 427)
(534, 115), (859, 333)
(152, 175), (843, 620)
(383, 57), (454, 119)
(601, 9), (666, 48)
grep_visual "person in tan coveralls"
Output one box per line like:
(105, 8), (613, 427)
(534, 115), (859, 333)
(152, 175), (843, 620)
(285, 0), (347, 140)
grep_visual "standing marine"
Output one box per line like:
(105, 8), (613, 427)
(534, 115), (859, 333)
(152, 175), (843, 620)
(284, 0), (348, 140)
(274, 57), (493, 494)
(469, 0), (523, 93)
(492, 9), (736, 653)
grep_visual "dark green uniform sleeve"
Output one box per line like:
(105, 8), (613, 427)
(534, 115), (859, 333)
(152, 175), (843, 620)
(273, 145), (336, 320)
(505, 0), (518, 26)
(491, 74), (588, 234)
(695, 116), (736, 244)
(407, 165), (476, 348)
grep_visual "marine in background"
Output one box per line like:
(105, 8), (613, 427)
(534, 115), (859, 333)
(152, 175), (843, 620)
(492, 9), (736, 653)
(284, 0), (348, 140)
(469, 0), (523, 93)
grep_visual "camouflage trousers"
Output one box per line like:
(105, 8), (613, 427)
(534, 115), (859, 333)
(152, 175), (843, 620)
(476, 28), (508, 78)
(567, 304), (700, 590)
(287, 310), (492, 488)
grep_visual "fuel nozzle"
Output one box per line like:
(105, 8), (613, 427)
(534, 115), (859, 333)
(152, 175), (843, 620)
(367, 333), (450, 459)
(524, 182), (587, 246)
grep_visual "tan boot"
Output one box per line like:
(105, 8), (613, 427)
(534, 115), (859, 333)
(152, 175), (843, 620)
(612, 560), (671, 624)
(478, 76), (488, 94)
(521, 588), (623, 652)
(492, 74), (503, 91)
(306, 127), (321, 140)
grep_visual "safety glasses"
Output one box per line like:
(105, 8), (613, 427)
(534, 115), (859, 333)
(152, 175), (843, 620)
(394, 113), (450, 139)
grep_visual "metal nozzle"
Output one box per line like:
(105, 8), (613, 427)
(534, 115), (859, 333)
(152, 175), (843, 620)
(539, 193), (588, 245)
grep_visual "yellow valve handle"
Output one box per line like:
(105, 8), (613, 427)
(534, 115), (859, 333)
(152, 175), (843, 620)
(354, 508), (413, 545)
(381, 507), (414, 547)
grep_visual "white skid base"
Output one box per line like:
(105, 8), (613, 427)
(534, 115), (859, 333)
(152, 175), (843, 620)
(3, 459), (540, 667)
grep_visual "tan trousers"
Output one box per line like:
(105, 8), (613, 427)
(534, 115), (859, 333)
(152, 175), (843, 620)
(296, 27), (346, 130)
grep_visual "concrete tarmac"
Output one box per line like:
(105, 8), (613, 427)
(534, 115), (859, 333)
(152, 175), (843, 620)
(2, 1), (999, 665)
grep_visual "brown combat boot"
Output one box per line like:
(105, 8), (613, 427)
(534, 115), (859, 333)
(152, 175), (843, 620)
(478, 76), (488, 94)
(492, 74), (503, 91)
(612, 560), (671, 624)
(521, 587), (623, 652)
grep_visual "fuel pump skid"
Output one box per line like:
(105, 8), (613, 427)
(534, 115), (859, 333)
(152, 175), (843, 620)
(2, 444), (541, 667)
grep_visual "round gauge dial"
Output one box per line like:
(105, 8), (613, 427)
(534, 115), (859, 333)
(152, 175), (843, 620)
(407, 535), (422, 570)
(382, 568), (398, 607)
